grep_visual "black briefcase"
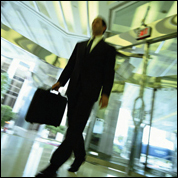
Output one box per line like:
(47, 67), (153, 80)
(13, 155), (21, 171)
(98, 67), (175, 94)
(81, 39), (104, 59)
(25, 88), (67, 127)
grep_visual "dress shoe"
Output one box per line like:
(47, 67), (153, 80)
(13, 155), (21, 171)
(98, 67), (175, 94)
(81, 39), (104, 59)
(68, 157), (85, 172)
(35, 164), (58, 177)
(35, 171), (57, 177)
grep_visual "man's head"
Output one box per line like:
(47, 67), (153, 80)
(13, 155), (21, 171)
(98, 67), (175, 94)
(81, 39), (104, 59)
(92, 16), (107, 36)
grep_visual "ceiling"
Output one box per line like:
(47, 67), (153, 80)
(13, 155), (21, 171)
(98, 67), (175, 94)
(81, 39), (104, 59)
(1, 1), (177, 133)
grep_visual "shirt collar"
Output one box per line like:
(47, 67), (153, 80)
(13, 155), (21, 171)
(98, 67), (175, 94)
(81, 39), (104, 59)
(91, 35), (103, 40)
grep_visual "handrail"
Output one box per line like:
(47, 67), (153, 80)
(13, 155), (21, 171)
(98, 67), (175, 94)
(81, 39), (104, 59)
(132, 96), (145, 128)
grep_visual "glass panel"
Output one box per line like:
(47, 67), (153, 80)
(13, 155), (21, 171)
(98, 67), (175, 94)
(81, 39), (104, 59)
(21, 1), (36, 9)
(85, 37), (177, 177)
(114, 1), (176, 33)
(148, 38), (177, 78)
(143, 38), (177, 177)
(36, 1), (51, 19)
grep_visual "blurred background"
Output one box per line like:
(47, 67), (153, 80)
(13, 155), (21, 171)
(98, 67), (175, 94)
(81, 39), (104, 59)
(1, 1), (177, 177)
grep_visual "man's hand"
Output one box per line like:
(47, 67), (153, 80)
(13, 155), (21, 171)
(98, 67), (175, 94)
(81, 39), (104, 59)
(52, 82), (60, 91)
(99, 94), (109, 109)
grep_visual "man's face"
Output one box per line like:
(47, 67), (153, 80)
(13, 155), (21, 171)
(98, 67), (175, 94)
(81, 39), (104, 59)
(92, 17), (106, 36)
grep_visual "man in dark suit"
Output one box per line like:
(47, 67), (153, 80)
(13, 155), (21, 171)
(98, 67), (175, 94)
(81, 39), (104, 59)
(35, 16), (116, 177)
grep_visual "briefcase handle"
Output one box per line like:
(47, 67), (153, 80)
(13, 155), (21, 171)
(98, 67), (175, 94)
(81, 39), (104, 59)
(49, 88), (63, 96)
(49, 88), (68, 102)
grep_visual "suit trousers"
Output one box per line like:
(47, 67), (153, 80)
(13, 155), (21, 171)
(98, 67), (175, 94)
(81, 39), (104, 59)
(50, 92), (95, 168)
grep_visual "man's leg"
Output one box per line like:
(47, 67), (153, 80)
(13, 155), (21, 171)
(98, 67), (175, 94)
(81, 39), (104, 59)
(66, 94), (95, 171)
(73, 134), (86, 160)
(35, 96), (78, 177)
(67, 97), (86, 161)
(67, 134), (86, 172)
(50, 94), (95, 170)
(35, 94), (95, 177)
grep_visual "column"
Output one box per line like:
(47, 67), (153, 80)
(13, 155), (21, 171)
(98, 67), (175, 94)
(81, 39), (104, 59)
(97, 92), (121, 159)
(7, 58), (20, 79)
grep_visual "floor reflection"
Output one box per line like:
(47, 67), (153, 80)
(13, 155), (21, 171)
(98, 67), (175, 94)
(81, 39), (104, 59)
(22, 141), (43, 177)
(1, 133), (127, 177)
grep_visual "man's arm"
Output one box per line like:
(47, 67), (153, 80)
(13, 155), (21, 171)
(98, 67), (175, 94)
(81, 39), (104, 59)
(100, 46), (116, 108)
(102, 45), (116, 96)
(52, 43), (78, 90)
(99, 94), (109, 109)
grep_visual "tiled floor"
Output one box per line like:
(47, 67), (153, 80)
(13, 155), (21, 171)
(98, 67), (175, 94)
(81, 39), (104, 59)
(1, 132), (127, 177)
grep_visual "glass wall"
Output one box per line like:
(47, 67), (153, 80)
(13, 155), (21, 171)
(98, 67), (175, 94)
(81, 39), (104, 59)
(141, 38), (177, 176)
(84, 83), (153, 162)
(84, 38), (177, 177)
(1, 38), (65, 139)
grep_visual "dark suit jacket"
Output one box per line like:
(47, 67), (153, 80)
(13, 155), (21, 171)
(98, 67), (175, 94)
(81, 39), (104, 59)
(58, 39), (116, 102)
